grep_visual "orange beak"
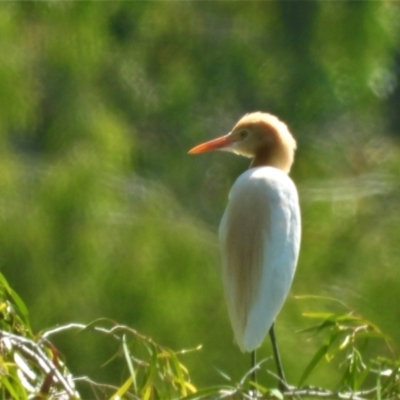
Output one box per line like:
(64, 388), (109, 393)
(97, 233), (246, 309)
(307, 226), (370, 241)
(188, 134), (233, 154)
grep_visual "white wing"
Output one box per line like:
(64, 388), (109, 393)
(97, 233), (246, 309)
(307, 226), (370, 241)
(219, 167), (301, 352)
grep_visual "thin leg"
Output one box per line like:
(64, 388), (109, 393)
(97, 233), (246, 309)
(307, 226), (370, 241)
(269, 323), (287, 391)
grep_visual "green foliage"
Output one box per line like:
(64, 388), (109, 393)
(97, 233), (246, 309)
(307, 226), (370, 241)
(0, 272), (79, 399)
(0, 272), (199, 399)
(41, 321), (199, 399)
(297, 298), (400, 398)
(1, 272), (400, 399)
(0, 1), (400, 397)
(0, 272), (31, 335)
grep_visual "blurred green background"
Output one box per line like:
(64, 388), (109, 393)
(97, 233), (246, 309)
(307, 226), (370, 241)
(1, 1), (400, 396)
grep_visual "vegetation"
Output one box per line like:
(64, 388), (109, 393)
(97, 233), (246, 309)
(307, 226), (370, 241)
(1, 274), (399, 398)
(0, 1), (400, 398)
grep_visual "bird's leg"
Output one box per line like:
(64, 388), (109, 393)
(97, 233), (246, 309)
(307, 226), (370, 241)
(269, 323), (287, 392)
(249, 350), (259, 399)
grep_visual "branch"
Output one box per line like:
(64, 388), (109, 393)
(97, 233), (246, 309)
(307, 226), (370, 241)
(0, 330), (79, 398)
(73, 376), (141, 400)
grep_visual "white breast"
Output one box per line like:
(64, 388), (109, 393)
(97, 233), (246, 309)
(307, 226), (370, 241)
(219, 167), (301, 352)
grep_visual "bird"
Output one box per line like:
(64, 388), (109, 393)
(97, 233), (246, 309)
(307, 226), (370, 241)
(188, 112), (301, 389)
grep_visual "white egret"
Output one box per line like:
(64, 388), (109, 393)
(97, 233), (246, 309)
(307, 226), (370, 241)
(189, 112), (301, 389)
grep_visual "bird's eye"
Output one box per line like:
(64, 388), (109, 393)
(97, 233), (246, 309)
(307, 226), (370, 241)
(239, 130), (248, 139)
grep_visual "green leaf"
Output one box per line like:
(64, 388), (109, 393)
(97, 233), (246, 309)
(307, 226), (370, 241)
(302, 312), (338, 319)
(295, 295), (350, 309)
(354, 331), (388, 341)
(298, 343), (330, 386)
(248, 380), (267, 394)
(354, 359), (371, 390)
(122, 334), (137, 393)
(109, 376), (133, 400)
(8, 287), (28, 318)
(339, 334), (351, 350)
(269, 388), (284, 399)
(212, 366), (232, 382)
(179, 386), (234, 400)
(140, 342), (157, 400)
(169, 349), (187, 396)
(2, 377), (24, 400)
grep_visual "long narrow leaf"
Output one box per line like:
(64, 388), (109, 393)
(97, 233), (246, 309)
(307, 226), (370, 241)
(110, 376), (133, 400)
(122, 334), (137, 393)
(169, 349), (188, 396)
(180, 385), (234, 400)
(140, 342), (157, 400)
(8, 288), (29, 318)
(298, 343), (329, 386)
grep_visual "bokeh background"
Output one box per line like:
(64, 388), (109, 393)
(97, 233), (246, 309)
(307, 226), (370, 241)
(1, 1), (400, 396)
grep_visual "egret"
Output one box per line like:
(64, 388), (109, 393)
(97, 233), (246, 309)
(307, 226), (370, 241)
(188, 112), (301, 389)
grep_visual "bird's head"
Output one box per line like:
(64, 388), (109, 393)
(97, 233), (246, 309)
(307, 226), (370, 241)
(189, 112), (297, 173)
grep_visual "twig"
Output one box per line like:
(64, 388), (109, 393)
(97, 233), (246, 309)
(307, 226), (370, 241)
(0, 330), (79, 398)
(73, 376), (141, 400)
(282, 384), (379, 400)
